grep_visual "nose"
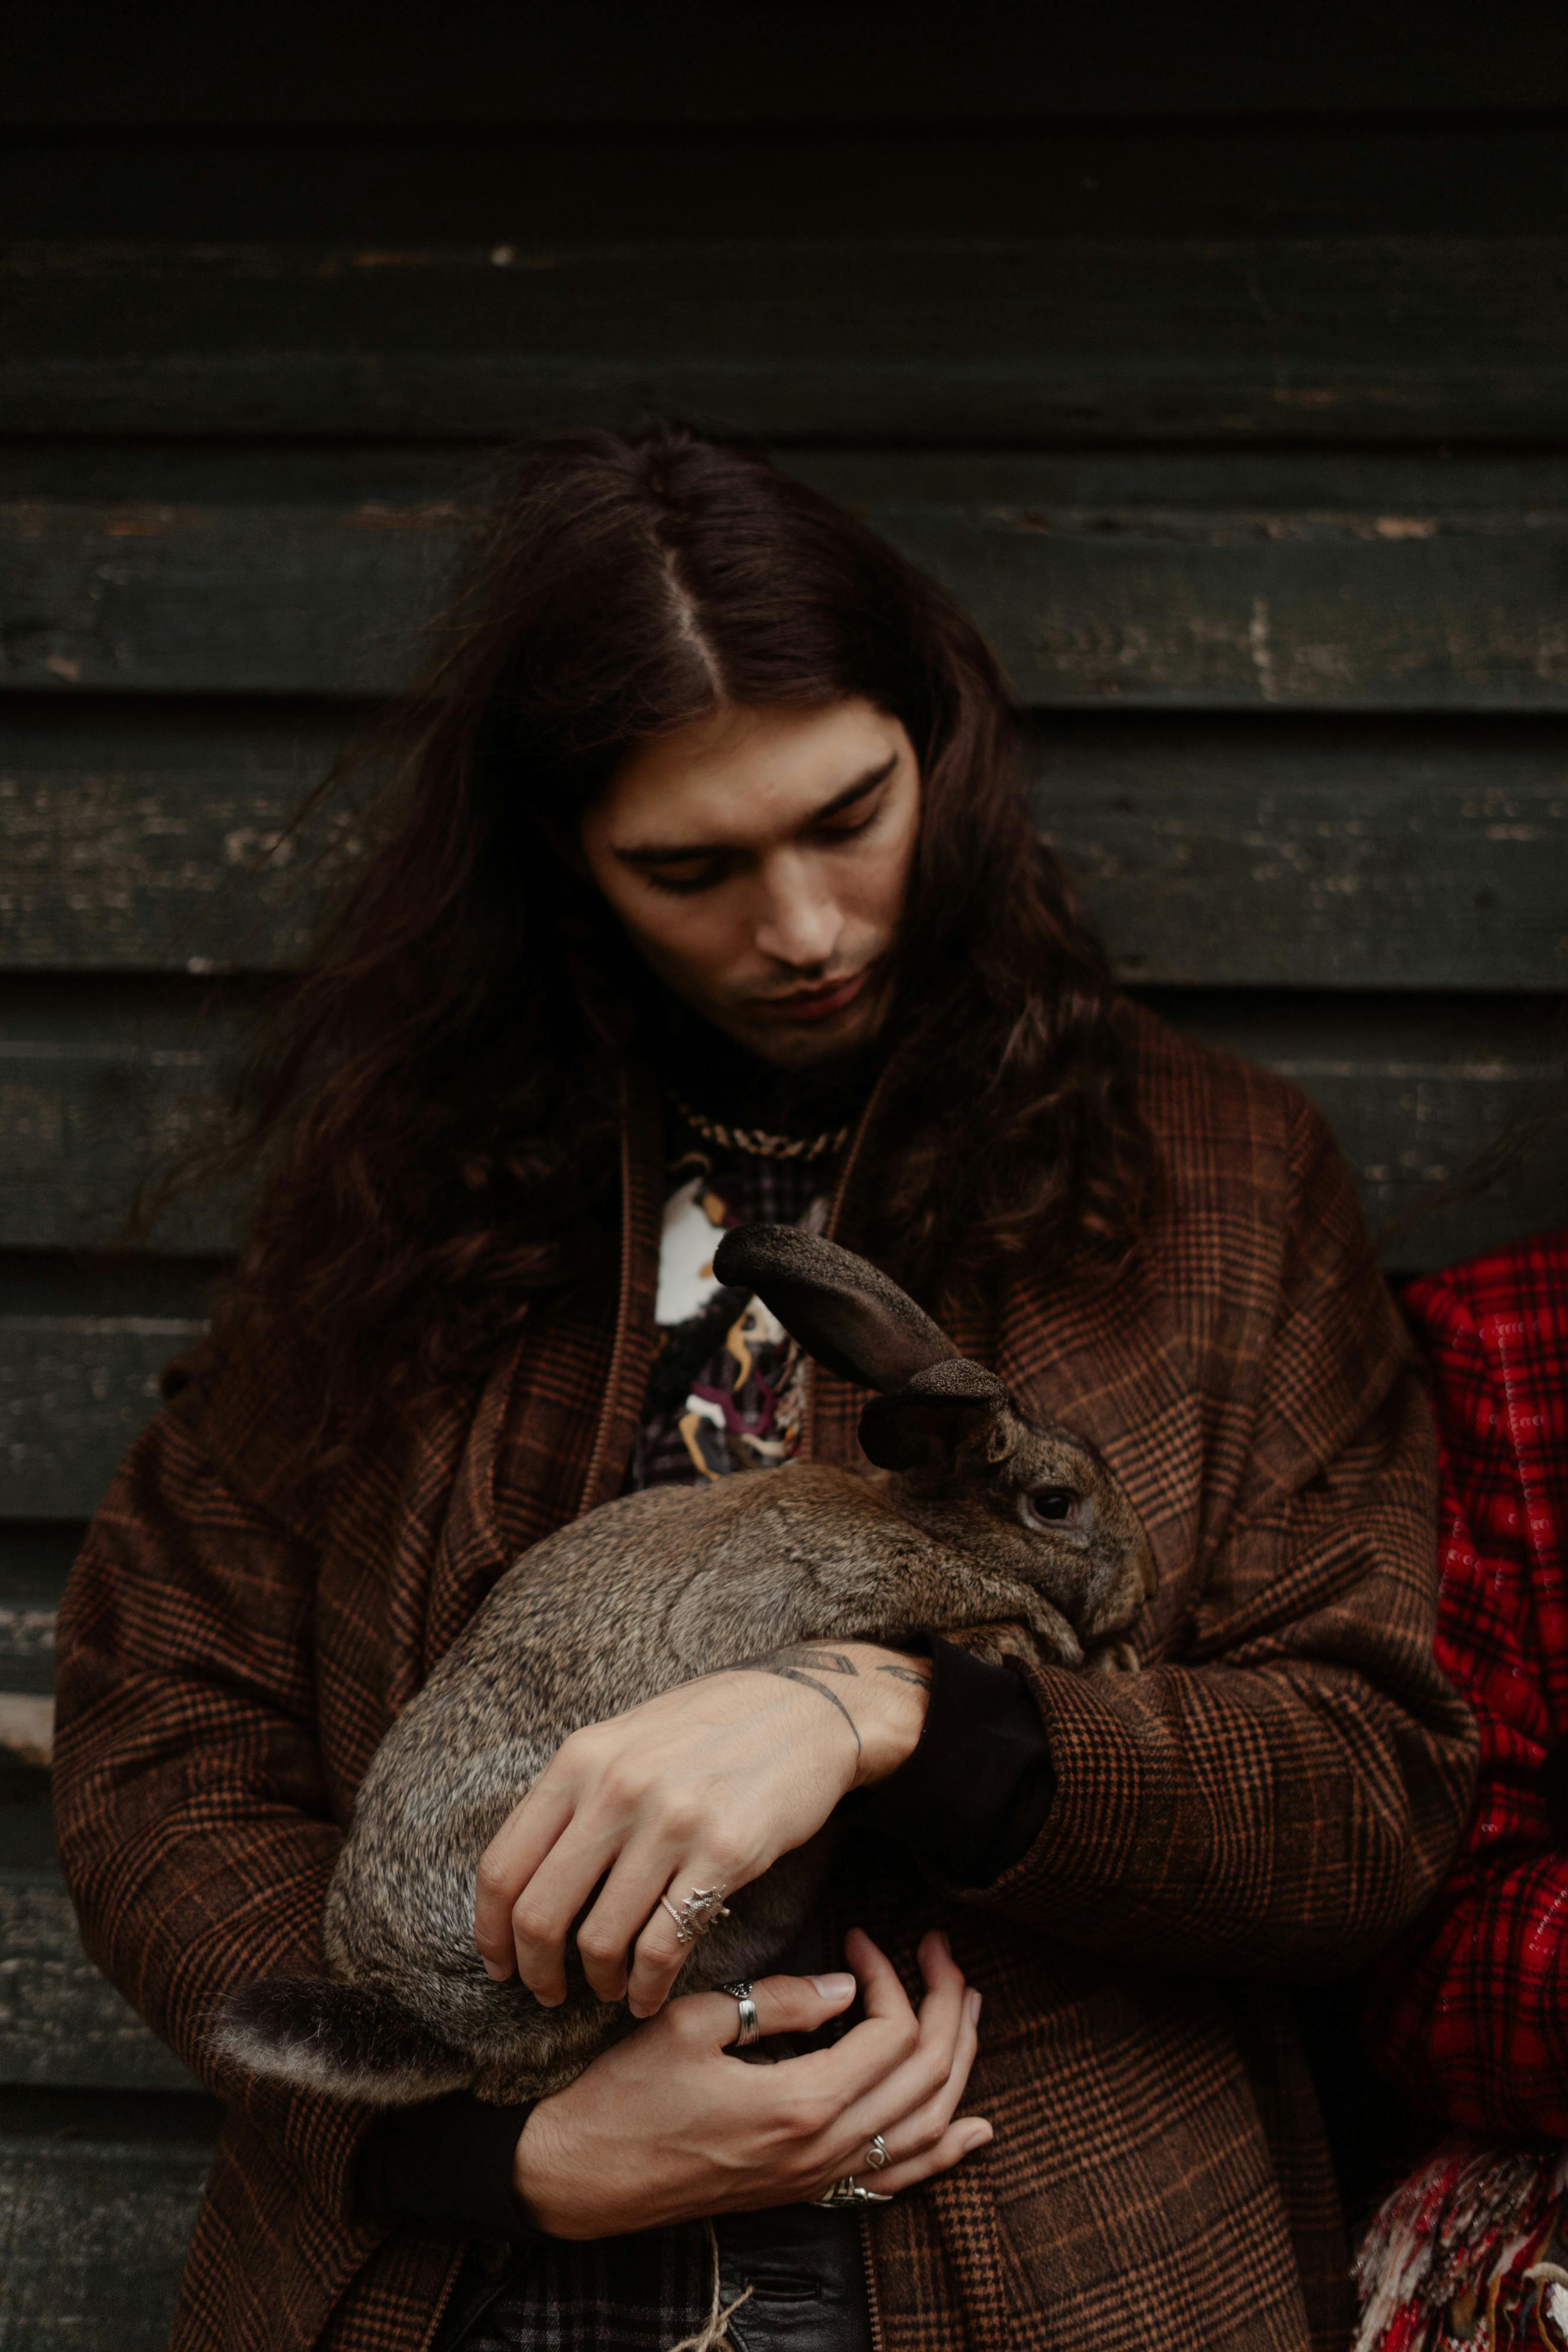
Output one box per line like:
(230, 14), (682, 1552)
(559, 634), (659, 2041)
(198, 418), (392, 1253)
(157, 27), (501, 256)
(754, 851), (844, 971)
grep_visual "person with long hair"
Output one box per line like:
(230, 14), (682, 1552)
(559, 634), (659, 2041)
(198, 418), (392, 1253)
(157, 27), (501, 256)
(52, 426), (1474, 2352)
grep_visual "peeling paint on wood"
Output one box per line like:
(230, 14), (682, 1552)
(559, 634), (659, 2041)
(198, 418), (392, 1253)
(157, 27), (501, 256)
(0, 1698), (51, 1767)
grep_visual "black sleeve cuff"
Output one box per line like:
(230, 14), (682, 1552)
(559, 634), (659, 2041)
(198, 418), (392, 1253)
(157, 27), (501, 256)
(355, 2091), (541, 2240)
(852, 1634), (1056, 1885)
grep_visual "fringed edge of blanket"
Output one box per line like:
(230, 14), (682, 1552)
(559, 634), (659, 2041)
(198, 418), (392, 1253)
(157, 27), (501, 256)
(1354, 2134), (1568, 2351)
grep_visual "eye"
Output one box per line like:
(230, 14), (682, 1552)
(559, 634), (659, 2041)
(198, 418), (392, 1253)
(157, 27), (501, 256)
(641, 858), (729, 897)
(1025, 1488), (1078, 1525)
(814, 793), (884, 842)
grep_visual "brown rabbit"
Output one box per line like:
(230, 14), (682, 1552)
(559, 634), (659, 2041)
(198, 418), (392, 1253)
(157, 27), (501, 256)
(214, 1224), (1153, 2105)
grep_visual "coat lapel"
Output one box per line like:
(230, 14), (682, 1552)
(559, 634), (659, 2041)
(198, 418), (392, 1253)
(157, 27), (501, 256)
(417, 1069), (665, 1676)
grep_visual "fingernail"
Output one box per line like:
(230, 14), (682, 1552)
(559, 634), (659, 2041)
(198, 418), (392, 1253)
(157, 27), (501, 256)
(967, 1989), (982, 2024)
(480, 1958), (510, 1982)
(811, 1972), (857, 2003)
(937, 1930), (952, 1957)
(961, 2122), (993, 2152)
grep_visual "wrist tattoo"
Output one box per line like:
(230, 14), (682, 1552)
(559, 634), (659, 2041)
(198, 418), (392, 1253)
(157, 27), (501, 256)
(732, 1645), (932, 1748)
(735, 1645), (864, 1749)
(877, 1659), (931, 1689)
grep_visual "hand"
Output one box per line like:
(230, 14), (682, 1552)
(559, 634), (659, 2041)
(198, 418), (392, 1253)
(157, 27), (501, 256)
(474, 1642), (931, 2017)
(511, 1928), (991, 2239)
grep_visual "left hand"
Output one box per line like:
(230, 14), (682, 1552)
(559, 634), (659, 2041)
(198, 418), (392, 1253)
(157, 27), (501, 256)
(473, 1641), (931, 2018)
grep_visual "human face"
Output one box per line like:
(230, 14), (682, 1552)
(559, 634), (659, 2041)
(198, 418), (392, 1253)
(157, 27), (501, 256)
(579, 699), (921, 1070)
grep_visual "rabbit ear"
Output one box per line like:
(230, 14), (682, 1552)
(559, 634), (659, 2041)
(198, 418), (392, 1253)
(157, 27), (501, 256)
(857, 1358), (1010, 1473)
(711, 1224), (957, 1392)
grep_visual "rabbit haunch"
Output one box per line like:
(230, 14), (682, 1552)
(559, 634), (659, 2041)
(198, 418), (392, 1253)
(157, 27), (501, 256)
(213, 1224), (1154, 2106)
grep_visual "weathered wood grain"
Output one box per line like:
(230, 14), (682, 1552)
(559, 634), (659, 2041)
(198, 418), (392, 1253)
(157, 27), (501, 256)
(1028, 719), (1568, 990)
(0, 1874), (194, 2093)
(5, 709), (1567, 987)
(0, 2106), (212, 2350)
(3, 238), (1568, 443)
(0, 998), (249, 1252)
(0, 1313), (205, 1520)
(0, 706), (355, 971)
(0, 1698), (51, 1766)
(9, 2), (1566, 126)
(9, 447), (1568, 707)
(0, 1608), (55, 1695)
(11, 123), (1568, 250)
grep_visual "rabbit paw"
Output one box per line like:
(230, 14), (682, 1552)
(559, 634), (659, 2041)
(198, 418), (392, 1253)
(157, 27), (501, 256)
(1085, 1638), (1141, 1676)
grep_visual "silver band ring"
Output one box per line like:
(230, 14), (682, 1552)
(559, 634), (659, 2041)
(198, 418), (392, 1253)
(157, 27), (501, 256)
(658, 1885), (732, 1946)
(720, 1980), (761, 2049)
(811, 2177), (894, 2209)
(865, 2133), (890, 2171)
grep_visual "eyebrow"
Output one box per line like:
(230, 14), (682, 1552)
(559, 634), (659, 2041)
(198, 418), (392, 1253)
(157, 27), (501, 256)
(611, 754), (898, 869)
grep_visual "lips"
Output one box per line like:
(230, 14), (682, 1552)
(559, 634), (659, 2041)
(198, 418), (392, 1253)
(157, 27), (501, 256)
(754, 968), (870, 1024)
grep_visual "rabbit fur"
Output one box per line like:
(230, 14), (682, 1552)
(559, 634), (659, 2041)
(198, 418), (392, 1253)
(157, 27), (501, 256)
(214, 1223), (1153, 2107)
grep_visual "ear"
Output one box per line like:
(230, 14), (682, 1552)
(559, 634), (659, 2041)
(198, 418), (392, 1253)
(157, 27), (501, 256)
(857, 1358), (1011, 1474)
(712, 1224), (957, 1392)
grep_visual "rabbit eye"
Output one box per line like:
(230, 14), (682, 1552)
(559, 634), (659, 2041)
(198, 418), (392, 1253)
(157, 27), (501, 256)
(1025, 1488), (1078, 1525)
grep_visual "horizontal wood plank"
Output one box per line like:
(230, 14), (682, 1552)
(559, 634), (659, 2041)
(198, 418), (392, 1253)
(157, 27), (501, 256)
(0, 1876), (194, 2093)
(9, 2), (1567, 125)
(4, 239), (1568, 443)
(11, 125), (1568, 250)
(0, 2107), (211, 2347)
(0, 706), (353, 972)
(1028, 721), (1568, 988)
(1, 995), (1562, 1514)
(0, 1314), (205, 1520)
(5, 710), (1566, 987)
(0, 1000), (249, 1252)
(10, 449), (1568, 709)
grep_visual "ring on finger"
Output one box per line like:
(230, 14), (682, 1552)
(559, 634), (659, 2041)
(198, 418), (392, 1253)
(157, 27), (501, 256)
(720, 1980), (761, 2050)
(811, 2176), (894, 2209)
(865, 2133), (890, 2171)
(658, 1884), (731, 1946)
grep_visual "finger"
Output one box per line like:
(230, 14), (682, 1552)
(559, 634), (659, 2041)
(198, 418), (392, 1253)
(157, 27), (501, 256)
(668, 1969), (858, 2052)
(874, 1986), (981, 2164)
(827, 1933), (972, 2149)
(503, 1822), (626, 2006)
(575, 1842), (691, 2006)
(846, 2115), (993, 2200)
(473, 1778), (579, 1978)
(624, 1869), (740, 2020)
(777, 1934), (926, 2109)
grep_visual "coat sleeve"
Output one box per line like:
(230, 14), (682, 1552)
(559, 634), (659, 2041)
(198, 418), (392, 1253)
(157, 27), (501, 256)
(951, 1098), (1479, 1979)
(1365, 1267), (1568, 2134)
(51, 1382), (375, 2224)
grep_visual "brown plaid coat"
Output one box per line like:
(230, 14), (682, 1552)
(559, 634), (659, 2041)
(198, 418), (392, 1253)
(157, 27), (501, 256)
(52, 1007), (1476, 2352)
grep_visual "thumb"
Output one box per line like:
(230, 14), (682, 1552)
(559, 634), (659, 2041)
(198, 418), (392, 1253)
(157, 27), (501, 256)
(689, 1969), (857, 2049)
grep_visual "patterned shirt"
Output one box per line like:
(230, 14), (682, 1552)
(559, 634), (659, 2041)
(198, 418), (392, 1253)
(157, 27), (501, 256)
(626, 1137), (830, 1492)
(1369, 1227), (1568, 2134)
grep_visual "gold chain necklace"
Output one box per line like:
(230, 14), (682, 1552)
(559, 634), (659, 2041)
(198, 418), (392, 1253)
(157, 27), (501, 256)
(670, 1094), (850, 1164)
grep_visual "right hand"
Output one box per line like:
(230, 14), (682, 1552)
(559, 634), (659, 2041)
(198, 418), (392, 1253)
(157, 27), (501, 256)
(511, 1927), (992, 2239)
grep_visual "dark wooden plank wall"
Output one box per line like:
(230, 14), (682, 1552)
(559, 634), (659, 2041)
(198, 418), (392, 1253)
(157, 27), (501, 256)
(2, 7), (1567, 2334)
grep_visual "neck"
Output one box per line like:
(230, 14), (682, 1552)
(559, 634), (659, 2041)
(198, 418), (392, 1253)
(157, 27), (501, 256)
(647, 992), (882, 1137)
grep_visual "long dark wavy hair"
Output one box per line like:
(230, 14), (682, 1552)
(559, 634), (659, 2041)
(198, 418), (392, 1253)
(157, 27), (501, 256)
(187, 426), (1155, 1446)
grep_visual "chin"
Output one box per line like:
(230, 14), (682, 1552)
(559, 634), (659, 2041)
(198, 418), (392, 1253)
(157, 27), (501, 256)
(737, 1005), (884, 1072)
